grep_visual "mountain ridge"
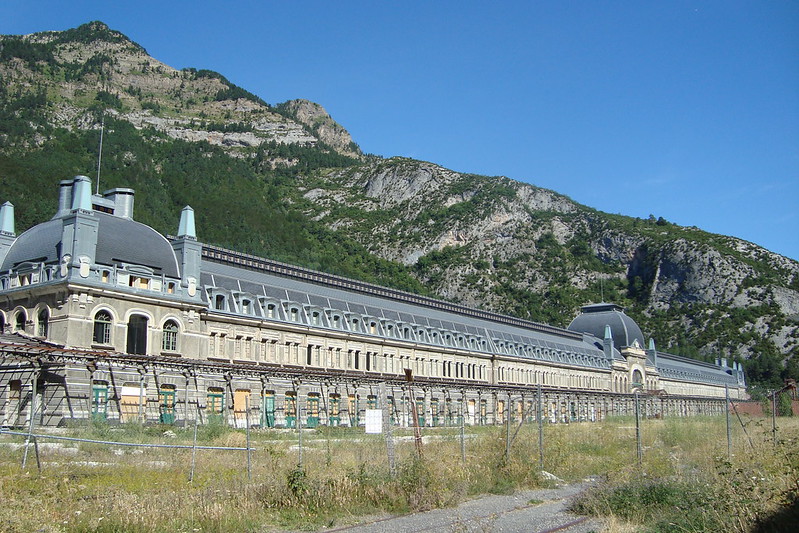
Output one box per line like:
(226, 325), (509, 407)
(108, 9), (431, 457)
(1, 21), (797, 391)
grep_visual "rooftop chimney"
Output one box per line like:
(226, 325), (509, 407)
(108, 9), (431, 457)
(54, 179), (73, 218)
(103, 188), (135, 219)
(71, 176), (92, 211)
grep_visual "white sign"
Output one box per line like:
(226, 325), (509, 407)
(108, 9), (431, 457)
(365, 408), (383, 434)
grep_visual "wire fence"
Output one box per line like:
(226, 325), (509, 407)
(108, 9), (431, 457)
(2, 383), (794, 486)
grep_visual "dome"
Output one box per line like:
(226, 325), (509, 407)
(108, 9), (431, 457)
(567, 303), (645, 351)
(1, 212), (180, 278)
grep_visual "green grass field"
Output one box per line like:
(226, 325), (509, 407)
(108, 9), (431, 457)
(1, 415), (797, 532)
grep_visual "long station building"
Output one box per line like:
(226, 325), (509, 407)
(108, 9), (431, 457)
(0, 176), (746, 428)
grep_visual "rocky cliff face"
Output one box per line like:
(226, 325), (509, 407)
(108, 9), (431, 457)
(0, 22), (359, 161)
(297, 157), (799, 365)
(277, 99), (360, 158)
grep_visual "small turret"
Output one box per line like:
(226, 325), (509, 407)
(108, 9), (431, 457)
(647, 338), (658, 367)
(0, 201), (14, 236)
(603, 324), (614, 360)
(172, 206), (201, 298)
(177, 205), (196, 239)
(0, 201), (16, 266)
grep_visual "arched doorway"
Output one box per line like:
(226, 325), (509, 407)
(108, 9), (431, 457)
(127, 315), (148, 355)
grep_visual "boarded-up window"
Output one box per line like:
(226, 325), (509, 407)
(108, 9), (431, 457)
(120, 382), (146, 423)
(233, 389), (251, 426)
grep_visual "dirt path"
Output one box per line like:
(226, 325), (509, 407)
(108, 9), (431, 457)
(317, 483), (603, 533)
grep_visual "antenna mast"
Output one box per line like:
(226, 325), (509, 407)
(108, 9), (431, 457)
(96, 113), (105, 194)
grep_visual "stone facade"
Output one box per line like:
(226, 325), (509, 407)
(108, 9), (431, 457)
(0, 177), (746, 428)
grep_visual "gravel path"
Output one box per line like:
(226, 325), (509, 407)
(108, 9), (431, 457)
(318, 483), (603, 533)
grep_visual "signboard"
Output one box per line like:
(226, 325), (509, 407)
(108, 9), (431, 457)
(365, 408), (383, 434)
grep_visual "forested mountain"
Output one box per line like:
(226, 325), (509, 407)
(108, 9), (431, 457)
(1, 22), (797, 392)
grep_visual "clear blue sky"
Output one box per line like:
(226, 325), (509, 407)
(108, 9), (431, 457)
(3, 1), (798, 260)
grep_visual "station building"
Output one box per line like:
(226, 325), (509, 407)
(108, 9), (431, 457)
(0, 176), (746, 428)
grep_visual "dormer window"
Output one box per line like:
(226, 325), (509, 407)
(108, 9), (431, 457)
(266, 303), (276, 318)
(369, 321), (377, 334)
(332, 314), (341, 328)
(215, 295), (226, 311)
(129, 276), (149, 289)
(289, 308), (299, 322)
(241, 299), (251, 315)
(311, 311), (320, 326)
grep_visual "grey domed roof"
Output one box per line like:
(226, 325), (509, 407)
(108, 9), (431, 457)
(567, 303), (645, 351)
(1, 212), (180, 277)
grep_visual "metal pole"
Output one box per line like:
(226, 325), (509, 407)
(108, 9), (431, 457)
(537, 384), (544, 471)
(296, 387), (303, 469)
(245, 395), (251, 481)
(380, 382), (396, 476)
(634, 390), (642, 466)
(138, 371), (145, 423)
(21, 371), (38, 470)
(460, 390), (466, 465)
(189, 404), (199, 482)
(505, 393), (511, 463)
(725, 385), (731, 458)
(771, 390), (777, 446)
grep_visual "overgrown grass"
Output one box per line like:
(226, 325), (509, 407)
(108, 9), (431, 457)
(1, 415), (797, 532)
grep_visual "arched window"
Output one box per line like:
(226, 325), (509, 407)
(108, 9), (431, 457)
(93, 311), (112, 344)
(632, 369), (644, 390)
(37, 308), (49, 337)
(162, 320), (179, 352)
(14, 310), (26, 332)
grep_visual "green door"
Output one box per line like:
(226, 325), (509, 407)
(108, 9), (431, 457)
(306, 395), (320, 428)
(159, 387), (176, 424)
(92, 384), (108, 421)
(329, 396), (340, 426)
(285, 394), (297, 429)
(262, 393), (275, 428)
(207, 389), (225, 424)
(415, 399), (425, 427)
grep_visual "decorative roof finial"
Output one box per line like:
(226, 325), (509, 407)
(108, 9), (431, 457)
(178, 206), (196, 239)
(0, 201), (15, 235)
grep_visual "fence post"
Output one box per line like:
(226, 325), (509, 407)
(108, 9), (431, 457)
(537, 384), (544, 471)
(725, 385), (731, 458)
(460, 389), (466, 465)
(505, 392), (511, 463)
(379, 382), (396, 476)
(245, 395), (252, 481)
(21, 369), (38, 470)
(189, 403), (199, 482)
(296, 383), (303, 469)
(634, 389), (642, 466)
